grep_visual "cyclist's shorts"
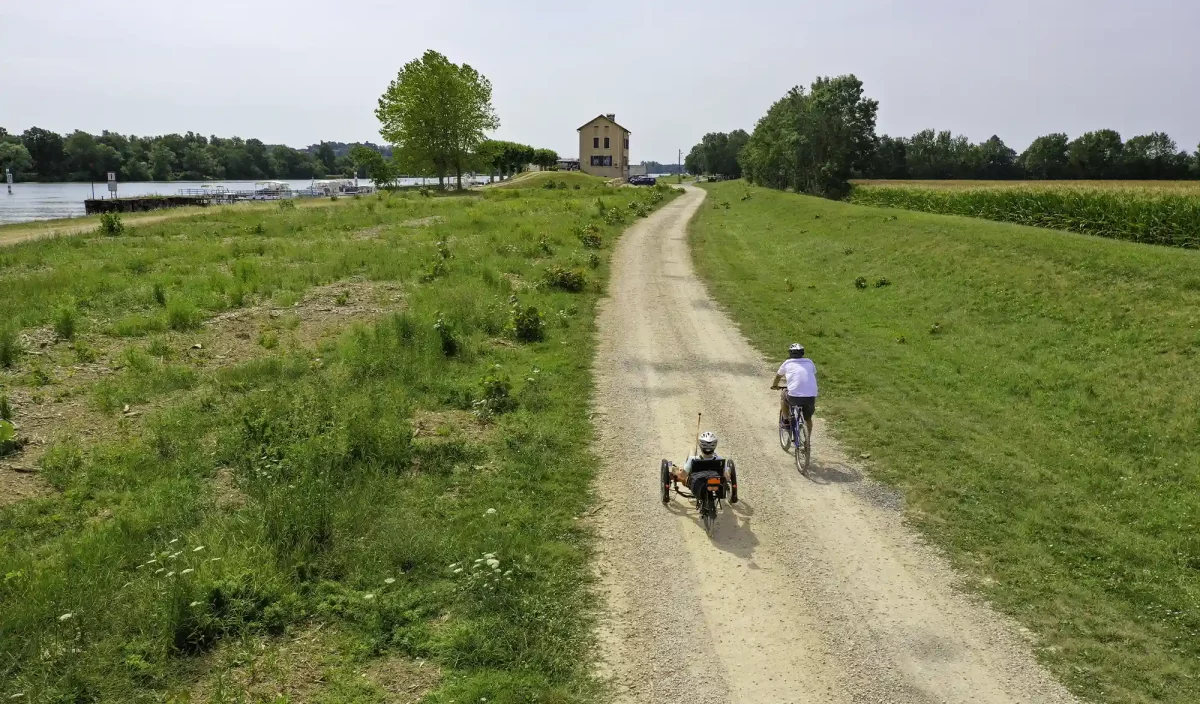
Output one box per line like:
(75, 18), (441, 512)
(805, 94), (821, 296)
(786, 395), (816, 422)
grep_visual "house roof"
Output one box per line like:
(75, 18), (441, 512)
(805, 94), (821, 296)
(577, 114), (630, 133)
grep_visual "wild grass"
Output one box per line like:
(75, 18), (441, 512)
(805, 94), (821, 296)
(849, 181), (1200, 248)
(692, 181), (1200, 704)
(490, 171), (609, 190)
(0, 185), (680, 701)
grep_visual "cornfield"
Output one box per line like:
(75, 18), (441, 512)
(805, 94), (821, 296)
(848, 182), (1200, 248)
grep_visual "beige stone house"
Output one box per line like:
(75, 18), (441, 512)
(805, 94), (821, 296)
(578, 114), (630, 180)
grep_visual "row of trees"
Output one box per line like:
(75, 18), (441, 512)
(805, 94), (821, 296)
(867, 129), (1199, 181)
(690, 76), (1200, 195)
(684, 130), (750, 179)
(0, 126), (394, 182)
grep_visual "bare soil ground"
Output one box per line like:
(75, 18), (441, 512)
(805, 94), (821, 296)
(589, 186), (1079, 703)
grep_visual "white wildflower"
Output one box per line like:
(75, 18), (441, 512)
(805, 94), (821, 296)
(168, 538), (178, 544)
(154, 568), (166, 575)
(363, 593), (375, 601)
(181, 569), (194, 575)
(453, 568), (463, 574)
(503, 570), (512, 576)
(193, 546), (205, 552)
(10, 693), (26, 699)
(485, 508), (496, 515)
(166, 571), (175, 577)
(486, 559), (500, 569)
(483, 553), (495, 559)
(145, 559), (157, 565)
(57, 613), (74, 622)
(384, 577), (396, 585)
(189, 601), (201, 608)
(209, 557), (222, 562)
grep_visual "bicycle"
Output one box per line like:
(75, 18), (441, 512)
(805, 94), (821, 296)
(773, 387), (811, 474)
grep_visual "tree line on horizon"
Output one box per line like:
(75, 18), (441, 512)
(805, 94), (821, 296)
(685, 79), (1200, 194)
(0, 127), (401, 183)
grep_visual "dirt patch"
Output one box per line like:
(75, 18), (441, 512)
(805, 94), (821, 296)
(411, 409), (491, 444)
(0, 279), (404, 508)
(502, 272), (529, 291)
(364, 654), (441, 701)
(0, 465), (54, 506)
(211, 466), (247, 511)
(189, 625), (439, 703)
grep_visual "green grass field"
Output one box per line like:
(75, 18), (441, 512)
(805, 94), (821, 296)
(0, 184), (679, 702)
(691, 181), (1200, 704)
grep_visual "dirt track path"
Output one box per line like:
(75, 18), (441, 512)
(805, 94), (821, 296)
(590, 186), (1078, 704)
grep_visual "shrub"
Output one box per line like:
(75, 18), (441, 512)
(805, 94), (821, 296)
(437, 240), (453, 259)
(0, 419), (20, 457)
(603, 208), (625, 226)
(421, 258), (448, 283)
(511, 305), (545, 343)
(166, 299), (201, 331)
(854, 276), (868, 289)
(874, 277), (891, 288)
(0, 327), (20, 368)
(473, 369), (517, 419)
(538, 236), (554, 255)
(153, 282), (167, 306)
(588, 253), (601, 269)
(0, 394), (11, 421)
(99, 212), (124, 236)
(73, 339), (97, 363)
(54, 304), (77, 340)
(277, 199), (296, 211)
(434, 313), (459, 357)
(544, 266), (587, 292)
(542, 179), (557, 190)
(575, 223), (602, 249)
(258, 331), (279, 349)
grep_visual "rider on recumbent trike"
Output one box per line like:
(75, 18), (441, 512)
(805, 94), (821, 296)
(662, 431), (738, 505)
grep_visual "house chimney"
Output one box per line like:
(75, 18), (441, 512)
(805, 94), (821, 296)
(605, 113), (615, 122)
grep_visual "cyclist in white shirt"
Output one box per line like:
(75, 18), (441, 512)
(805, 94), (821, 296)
(772, 343), (818, 430)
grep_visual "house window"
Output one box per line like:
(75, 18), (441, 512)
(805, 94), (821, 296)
(593, 137), (599, 148)
(604, 137), (610, 148)
(589, 155), (612, 167)
(623, 137), (629, 149)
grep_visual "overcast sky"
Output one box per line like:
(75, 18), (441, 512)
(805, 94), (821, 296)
(2, 0), (1197, 163)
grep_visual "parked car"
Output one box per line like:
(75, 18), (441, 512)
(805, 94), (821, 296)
(628, 175), (657, 186)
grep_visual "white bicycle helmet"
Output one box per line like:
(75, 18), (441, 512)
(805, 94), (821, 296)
(788, 343), (805, 358)
(698, 432), (718, 455)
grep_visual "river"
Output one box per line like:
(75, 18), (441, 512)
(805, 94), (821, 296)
(0, 177), (489, 225)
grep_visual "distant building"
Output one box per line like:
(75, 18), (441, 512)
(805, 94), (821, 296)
(578, 114), (630, 180)
(629, 163), (648, 177)
(557, 158), (580, 171)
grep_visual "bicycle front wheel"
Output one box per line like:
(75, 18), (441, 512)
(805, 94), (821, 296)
(778, 411), (792, 451)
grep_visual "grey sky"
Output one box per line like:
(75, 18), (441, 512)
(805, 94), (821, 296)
(3, 1), (1197, 163)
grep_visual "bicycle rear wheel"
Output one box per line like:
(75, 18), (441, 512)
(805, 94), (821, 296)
(778, 410), (792, 451)
(797, 422), (811, 474)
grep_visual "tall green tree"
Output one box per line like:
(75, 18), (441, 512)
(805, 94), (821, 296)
(376, 50), (499, 190)
(741, 75), (877, 197)
(975, 135), (1018, 179)
(0, 143), (33, 178)
(532, 148), (559, 170)
(1019, 133), (1070, 179)
(21, 127), (66, 180)
(1068, 129), (1123, 179)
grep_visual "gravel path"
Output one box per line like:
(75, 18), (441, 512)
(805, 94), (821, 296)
(589, 185), (1079, 704)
